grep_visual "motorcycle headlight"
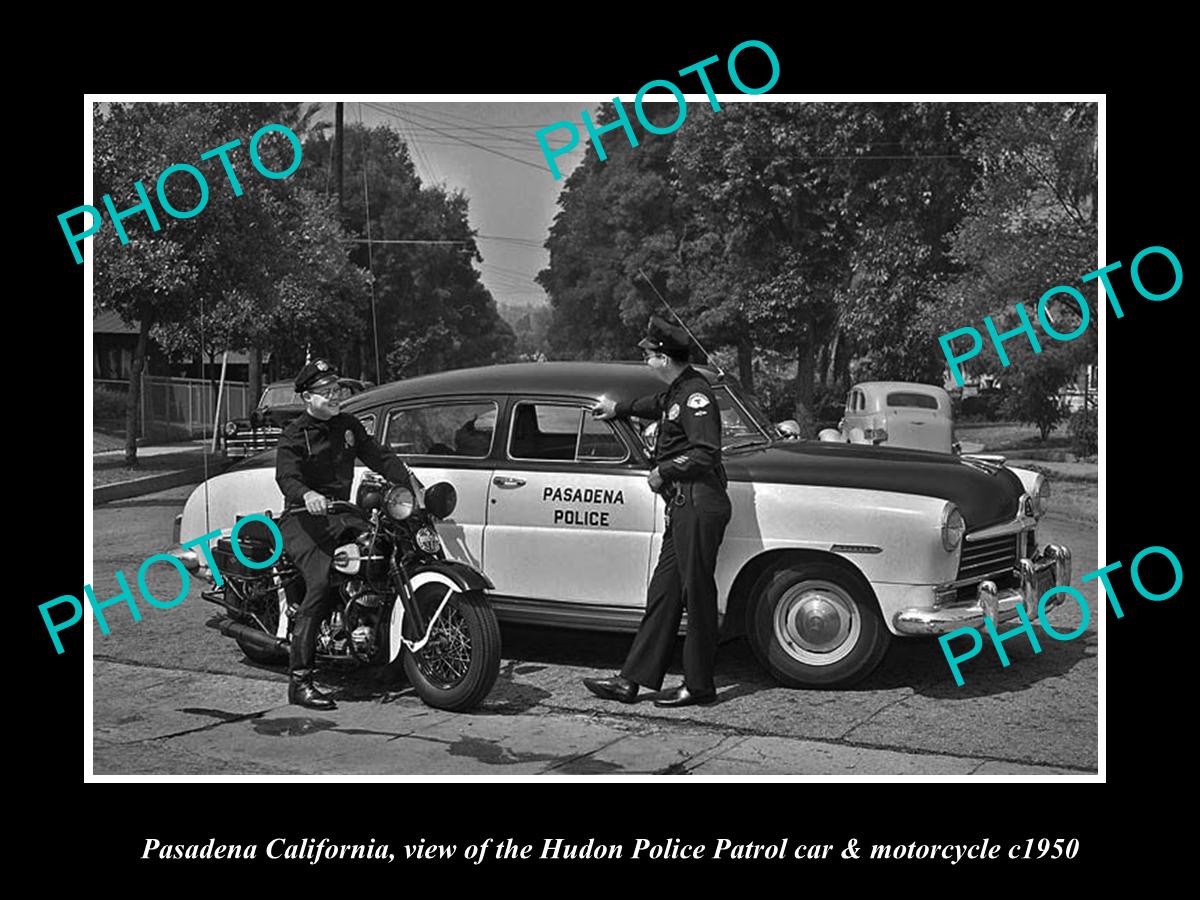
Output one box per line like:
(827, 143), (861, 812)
(941, 503), (965, 552)
(416, 526), (441, 553)
(224, 421), (240, 436)
(1030, 474), (1050, 518)
(385, 485), (415, 521)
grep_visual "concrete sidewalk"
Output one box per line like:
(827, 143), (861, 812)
(93, 441), (233, 505)
(93, 660), (1079, 777)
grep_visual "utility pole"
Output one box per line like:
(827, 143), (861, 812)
(334, 102), (344, 213)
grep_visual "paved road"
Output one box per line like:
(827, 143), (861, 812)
(90, 485), (1098, 776)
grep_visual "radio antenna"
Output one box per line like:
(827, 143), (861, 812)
(636, 267), (725, 379)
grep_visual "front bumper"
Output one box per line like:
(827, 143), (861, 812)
(893, 544), (1072, 635)
(222, 428), (283, 457)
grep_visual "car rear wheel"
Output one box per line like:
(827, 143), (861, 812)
(747, 561), (891, 688)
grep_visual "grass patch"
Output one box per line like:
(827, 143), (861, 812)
(954, 421), (1071, 453)
(93, 430), (128, 453)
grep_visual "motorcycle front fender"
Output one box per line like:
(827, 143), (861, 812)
(386, 562), (494, 664)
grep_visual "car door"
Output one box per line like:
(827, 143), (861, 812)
(369, 398), (499, 571)
(483, 398), (657, 607)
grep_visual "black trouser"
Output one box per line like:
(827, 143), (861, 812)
(621, 479), (731, 693)
(278, 511), (360, 674)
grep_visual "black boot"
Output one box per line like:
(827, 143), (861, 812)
(288, 670), (337, 710)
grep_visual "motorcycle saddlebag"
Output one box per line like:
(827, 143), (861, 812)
(212, 514), (280, 577)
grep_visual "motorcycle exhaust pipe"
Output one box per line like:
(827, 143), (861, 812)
(206, 616), (289, 654)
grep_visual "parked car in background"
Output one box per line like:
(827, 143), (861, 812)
(819, 382), (958, 454)
(176, 362), (1068, 688)
(221, 377), (372, 458)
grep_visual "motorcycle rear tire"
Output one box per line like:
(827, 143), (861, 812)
(401, 588), (501, 712)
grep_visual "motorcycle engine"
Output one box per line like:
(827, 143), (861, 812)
(342, 591), (382, 660)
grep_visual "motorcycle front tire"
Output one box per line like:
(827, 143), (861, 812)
(400, 588), (501, 712)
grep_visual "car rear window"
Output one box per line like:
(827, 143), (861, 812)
(886, 392), (939, 410)
(384, 401), (498, 458)
(509, 402), (627, 463)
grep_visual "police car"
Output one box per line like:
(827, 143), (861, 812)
(175, 362), (1071, 687)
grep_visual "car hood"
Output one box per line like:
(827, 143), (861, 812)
(724, 441), (1022, 529)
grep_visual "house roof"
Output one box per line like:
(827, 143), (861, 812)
(93, 309), (139, 335)
(92, 310), (266, 365)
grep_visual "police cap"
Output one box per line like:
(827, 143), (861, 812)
(637, 315), (691, 360)
(294, 358), (340, 393)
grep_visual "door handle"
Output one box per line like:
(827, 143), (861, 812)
(493, 476), (526, 488)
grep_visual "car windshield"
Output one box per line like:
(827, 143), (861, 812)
(260, 386), (302, 408)
(713, 385), (771, 449)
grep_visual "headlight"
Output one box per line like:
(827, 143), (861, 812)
(941, 504), (965, 552)
(385, 485), (415, 521)
(1030, 474), (1050, 518)
(415, 526), (441, 553)
(224, 421), (239, 436)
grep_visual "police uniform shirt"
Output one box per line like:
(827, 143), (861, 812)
(615, 366), (723, 482)
(275, 411), (413, 507)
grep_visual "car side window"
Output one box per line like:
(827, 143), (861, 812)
(384, 401), (498, 458)
(579, 413), (627, 461)
(509, 402), (628, 463)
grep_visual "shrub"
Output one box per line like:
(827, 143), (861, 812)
(94, 387), (126, 422)
(1068, 407), (1098, 456)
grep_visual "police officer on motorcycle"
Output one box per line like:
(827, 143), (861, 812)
(584, 316), (733, 707)
(275, 359), (418, 710)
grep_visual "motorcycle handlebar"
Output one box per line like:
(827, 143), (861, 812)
(279, 498), (366, 518)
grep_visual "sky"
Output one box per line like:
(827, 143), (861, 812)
(316, 101), (591, 310)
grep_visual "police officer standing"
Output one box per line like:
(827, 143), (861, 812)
(584, 316), (732, 707)
(275, 359), (417, 710)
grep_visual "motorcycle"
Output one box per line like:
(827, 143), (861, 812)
(199, 474), (501, 711)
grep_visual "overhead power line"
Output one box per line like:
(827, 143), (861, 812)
(361, 102), (550, 173)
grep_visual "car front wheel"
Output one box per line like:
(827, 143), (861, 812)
(747, 561), (891, 688)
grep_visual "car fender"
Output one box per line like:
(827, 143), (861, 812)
(387, 564), (493, 663)
(715, 481), (958, 603)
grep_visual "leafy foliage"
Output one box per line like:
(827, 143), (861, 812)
(539, 101), (1097, 434)
(1068, 406), (1098, 457)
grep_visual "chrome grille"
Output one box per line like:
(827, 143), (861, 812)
(957, 534), (1020, 583)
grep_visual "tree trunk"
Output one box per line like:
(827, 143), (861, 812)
(832, 324), (851, 388)
(816, 337), (830, 388)
(793, 313), (816, 438)
(826, 326), (842, 387)
(737, 338), (754, 393)
(124, 304), (153, 466)
(248, 347), (263, 406)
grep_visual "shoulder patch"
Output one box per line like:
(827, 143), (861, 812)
(686, 392), (710, 409)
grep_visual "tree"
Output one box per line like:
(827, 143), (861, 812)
(942, 103), (1098, 389)
(94, 103), (220, 464)
(303, 124), (514, 381)
(95, 102), (376, 462)
(999, 343), (1075, 441)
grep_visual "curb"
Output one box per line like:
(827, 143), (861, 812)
(94, 460), (232, 505)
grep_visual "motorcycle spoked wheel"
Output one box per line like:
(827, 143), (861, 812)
(398, 583), (501, 712)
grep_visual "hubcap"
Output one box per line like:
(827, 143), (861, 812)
(415, 588), (472, 689)
(773, 580), (861, 666)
